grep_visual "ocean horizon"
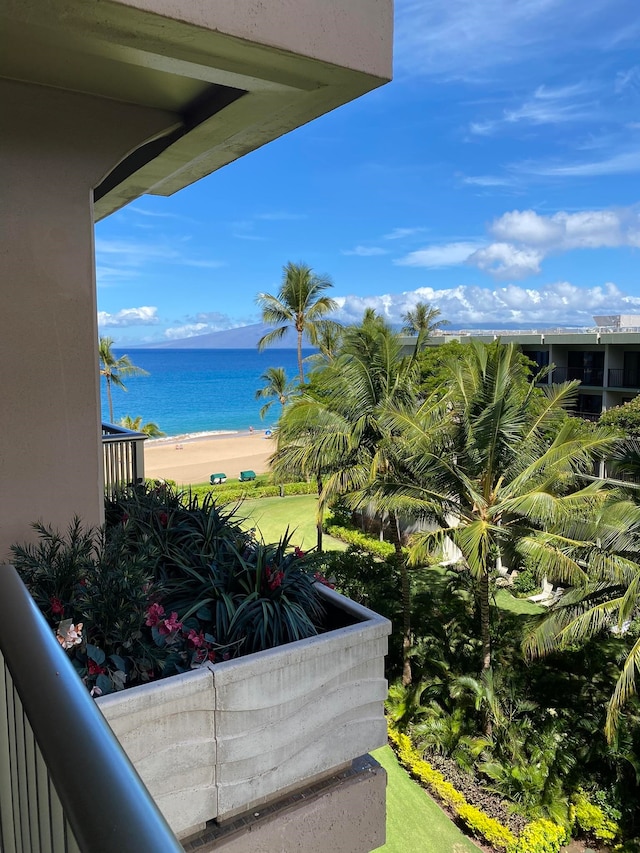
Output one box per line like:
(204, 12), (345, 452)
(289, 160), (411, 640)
(102, 348), (312, 438)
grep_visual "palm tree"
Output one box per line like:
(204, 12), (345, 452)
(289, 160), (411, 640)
(98, 337), (149, 423)
(256, 262), (339, 383)
(523, 493), (640, 741)
(368, 341), (616, 699)
(401, 301), (449, 354)
(271, 319), (422, 682)
(119, 415), (165, 437)
(255, 367), (297, 420)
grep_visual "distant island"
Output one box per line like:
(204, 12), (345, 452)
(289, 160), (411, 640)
(136, 323), (305, 349)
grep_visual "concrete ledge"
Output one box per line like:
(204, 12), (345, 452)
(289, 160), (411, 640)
(182, 755), (387, 853)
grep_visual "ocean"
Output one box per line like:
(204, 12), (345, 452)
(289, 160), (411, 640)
(102, 349), (311, 438)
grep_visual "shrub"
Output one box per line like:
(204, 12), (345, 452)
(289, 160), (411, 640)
(572, 789), (619, 842)
(324, 524), (401, 558)
(507, 820), (568, 853)
(12, 484), (324, 696)
(388, 724), (570, 853)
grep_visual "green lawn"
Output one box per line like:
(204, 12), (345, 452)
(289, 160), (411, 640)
(371, 746), (481, 853)
(237, 494), (346, 551)
(494, 587), (544, 616)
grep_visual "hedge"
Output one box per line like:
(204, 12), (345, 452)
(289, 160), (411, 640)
(387, 725), (569, 853)
(324, 524), (406, 559)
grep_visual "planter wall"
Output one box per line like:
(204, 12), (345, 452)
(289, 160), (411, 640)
(97, 585), (391, 839)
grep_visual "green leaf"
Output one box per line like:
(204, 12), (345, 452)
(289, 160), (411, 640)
(86, 644), (106, 665)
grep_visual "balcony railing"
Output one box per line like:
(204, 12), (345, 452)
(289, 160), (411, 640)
(0, 564), (182, 853)
(102, 423), (146, 495)
(550, 366), (604, 386)
(607, 368), (640, 389)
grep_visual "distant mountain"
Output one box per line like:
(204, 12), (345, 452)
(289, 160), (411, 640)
(143, 323), (308, 349)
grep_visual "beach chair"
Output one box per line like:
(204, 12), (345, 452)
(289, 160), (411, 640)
(210, 473), (227, 485)
(239, 470), (256, 482)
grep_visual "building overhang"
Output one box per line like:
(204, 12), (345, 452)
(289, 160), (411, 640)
(1, 0), (393, 218)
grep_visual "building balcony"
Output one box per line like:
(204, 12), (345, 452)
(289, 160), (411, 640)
(550, 366), (604, 386)
(102, 423), (147, 495)
(607, 368), (640, 389)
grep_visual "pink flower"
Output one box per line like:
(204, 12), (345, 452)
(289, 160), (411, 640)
(57, 622), (83, 649)
(145, 602), (165, 627)
(90, 685), (103, 697)
(50, 596), (64, 616)
(158, 611), (182, 635)
(187, 628), (205, 648)
(313, 571), (335, 589)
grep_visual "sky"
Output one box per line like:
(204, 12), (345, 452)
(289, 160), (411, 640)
(96, 0), (640, 345)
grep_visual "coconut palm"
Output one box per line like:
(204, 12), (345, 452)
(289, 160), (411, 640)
(523, 494), (640, 741)
(256, 262), (339, 383)
(255, 367), (297, 420)
(367, 341), (617, 696)
(401, 301), (449, 355)
(119, 415), (165, 437)
(272, 319), (423, 682)
(98, 337), (149, 423)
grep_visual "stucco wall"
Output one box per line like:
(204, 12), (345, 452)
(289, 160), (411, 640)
(0, 79), (176, 557)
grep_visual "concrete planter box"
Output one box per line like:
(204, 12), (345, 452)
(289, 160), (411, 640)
(97, 585), (390, 839)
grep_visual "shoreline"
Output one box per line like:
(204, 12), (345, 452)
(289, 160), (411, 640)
(146, 428), (272, 447)
(143, 430), (274, 485)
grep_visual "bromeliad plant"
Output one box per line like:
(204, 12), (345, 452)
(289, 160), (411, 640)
(11, 483), (325, 696)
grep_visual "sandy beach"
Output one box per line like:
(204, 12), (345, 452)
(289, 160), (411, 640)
(144, 432), (274, 486)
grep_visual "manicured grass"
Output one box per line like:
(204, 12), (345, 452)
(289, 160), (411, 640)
(371, 746), (481, 852)
(237, 494), (346, 551)
(494, 588), (544, 615)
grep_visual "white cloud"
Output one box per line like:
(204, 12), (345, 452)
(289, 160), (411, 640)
(383, 227), (428, 240)
(98, 307), (159, 327)
(394, 0), (612, 79)
(470, 82), (597, 136)
(164, 313), (247, 339)
(525, 150), (640, 177)
(469, 243), (544, 280)
(397, 241), (484, 268)
(334, 281), (640, 328)
(342, 245), (389, 257)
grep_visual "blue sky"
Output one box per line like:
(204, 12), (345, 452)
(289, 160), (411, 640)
(96, 0), (640, 345)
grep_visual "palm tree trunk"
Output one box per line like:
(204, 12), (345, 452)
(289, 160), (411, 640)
(316, 475), (323, 552)
(106, 377), (114, 423)
(297, 329), (304, 384)
(479, 570), (491, 672)
(479, 569), (493, 736)
(391, 512), (412, 686)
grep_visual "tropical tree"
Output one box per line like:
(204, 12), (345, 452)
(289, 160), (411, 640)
(255, 367), (297, 420)
(256, 262), (339, 383)
(272, 319), (423, 682)
(523, 494), (640, 741)
(366, 341), (616, 710)
(401, 301), (449, 354)
(118, 415), (165, 437)
(98, 337), (149, 423)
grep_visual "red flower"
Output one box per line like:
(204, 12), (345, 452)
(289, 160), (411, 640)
(158, 611), (182, 635)
(158, 511), (168, 527)
(267, 568), (284, 591)
(313, 571), (335, 589)
(50, 596), (64, 616)
(294, 547), (306, 558)
(187, 628), (205, 648)
(87, 658), (105, 676)
(145, 602), (165, 627)
(121, 512), (129, 525)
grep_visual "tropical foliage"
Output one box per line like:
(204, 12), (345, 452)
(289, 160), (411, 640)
(119, 414), (165, 437)
(11, 484), (325, 696)
(256, 261), (339, 382)
(266, 309), (640, 845)
(98, 336), (149, 422)
(254, 366), (297, 419)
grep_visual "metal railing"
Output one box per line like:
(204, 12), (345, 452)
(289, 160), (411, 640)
(607, 368), (640, 389)
(102, 423), (146, 495)
(550, 366), (604, 386)
(0, 564), (183, 853)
